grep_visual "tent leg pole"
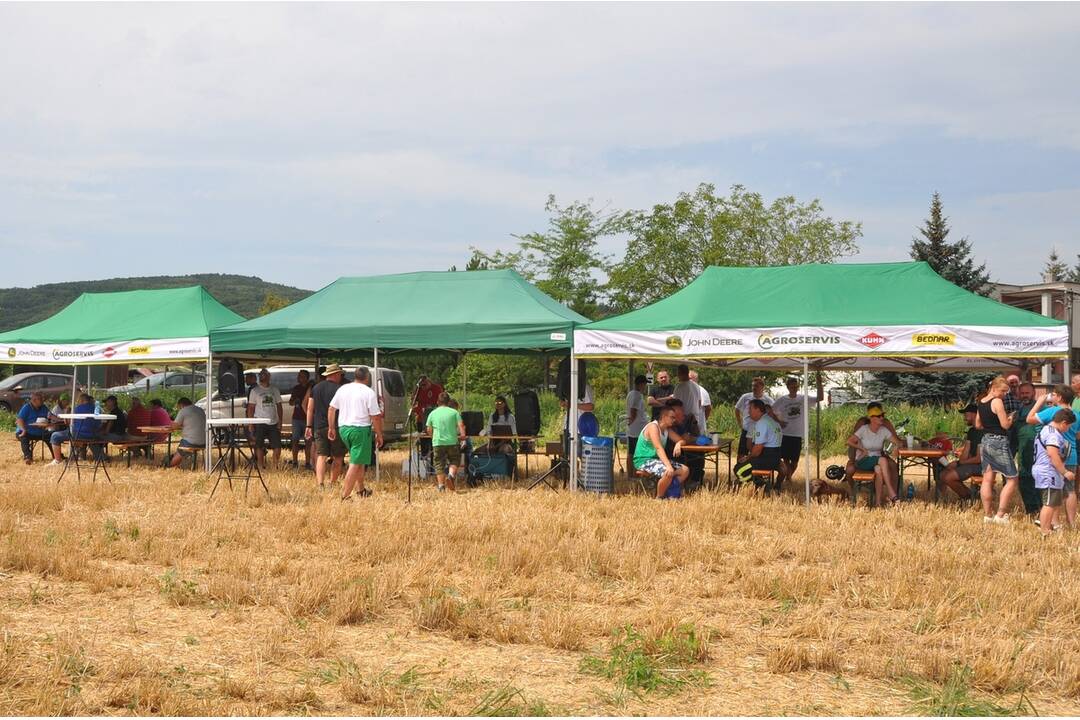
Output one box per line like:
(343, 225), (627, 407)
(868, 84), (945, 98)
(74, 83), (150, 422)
(374, 347), (380, 488)
(461, 352), (467, 409)
(570, 351), (578, 493)
(815, 370), (822, 483)
(803, 358), (811, 507)
(205, 352), (213, 472)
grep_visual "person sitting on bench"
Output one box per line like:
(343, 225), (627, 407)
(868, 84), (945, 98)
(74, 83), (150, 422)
(15, 392), (52, 465)
(662, 397), (705, 493)
(938, 403), (979, 501)
(167, 397), (206, 469)
(478, 395), (517, 455)
(847, 405), (902, 506)
(49, 393), (101, 465)
(741, 399), (784, 486)
(632, 404), (689, 499)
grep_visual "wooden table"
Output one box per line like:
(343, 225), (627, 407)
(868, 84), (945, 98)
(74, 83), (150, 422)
(680, 438), (735, 491)
(898, 447), (948, 501)
(138, 425), (176, 459)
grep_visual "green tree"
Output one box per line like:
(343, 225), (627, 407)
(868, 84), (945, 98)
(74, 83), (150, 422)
(605, 183), (861, 312)
(1069, 253), (1080, 283)
(910, 192), (990, 296)
(257, 292), (291, 316)
(865, 371), (995, 407)
(1043, 248), (1068, 282)
(472, 195), (631, 318)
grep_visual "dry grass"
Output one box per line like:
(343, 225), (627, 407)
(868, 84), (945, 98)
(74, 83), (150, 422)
(0, 443), (1078, 715)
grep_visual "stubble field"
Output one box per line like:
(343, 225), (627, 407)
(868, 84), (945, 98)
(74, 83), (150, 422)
(1, 442), (1079, 716)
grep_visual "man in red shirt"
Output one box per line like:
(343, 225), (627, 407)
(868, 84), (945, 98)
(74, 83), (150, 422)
(412, 376), (444, 428)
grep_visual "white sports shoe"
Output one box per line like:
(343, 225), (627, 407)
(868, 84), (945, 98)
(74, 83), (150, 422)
(991, 514), (1011, 525)
(47, 459), (61, 467)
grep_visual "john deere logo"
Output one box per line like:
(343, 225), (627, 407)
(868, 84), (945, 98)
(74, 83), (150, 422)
(128, 345), (151, 355)
(912, 332), (955, 346)
(6, 347), (15, 358)
(665, 336), (683, 350)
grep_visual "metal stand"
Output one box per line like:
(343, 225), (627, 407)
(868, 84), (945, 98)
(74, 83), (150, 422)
(208, 425), (269, 499)
(58, 440), (112, 484)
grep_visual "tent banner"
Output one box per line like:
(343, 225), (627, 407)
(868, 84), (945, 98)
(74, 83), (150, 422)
(4, 337), (209, 364)
(574, 325), (1068, 359)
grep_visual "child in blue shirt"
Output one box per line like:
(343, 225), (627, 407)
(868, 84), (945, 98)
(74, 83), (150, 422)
(1028, 385), (1079, 528)
(1032, 408), (1076, 536)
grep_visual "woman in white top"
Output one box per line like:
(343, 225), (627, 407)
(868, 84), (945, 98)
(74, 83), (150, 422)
(847, 405), (901, 506)
(480, 395), (517, 454)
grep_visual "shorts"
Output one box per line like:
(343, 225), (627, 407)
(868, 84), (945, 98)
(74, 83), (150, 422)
(178, 439), (205, 449)
(636, 458), (684, 478)
(291, 418), (305, 443)
(779, 435), (803, 463)
(955, 463), (982, 481)
(1041, 487), (1063, 508)
(1064, 471), (1076, 496)
(750, 447), (782, 471)
(253, 423), (281, 449)
(855, 455), (881, 472)
(980, 434), (1017, 478)
(338, 425), (373, 466)
(432, 445), (462, 474)
(314, 427), (346, 457)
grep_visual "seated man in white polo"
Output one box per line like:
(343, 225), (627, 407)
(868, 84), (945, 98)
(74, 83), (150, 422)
(328, 366), (383, 500)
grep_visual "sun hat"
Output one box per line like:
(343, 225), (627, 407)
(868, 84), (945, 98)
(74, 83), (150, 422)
(323, 363), (344, 376)
(867, 406), (884, 417)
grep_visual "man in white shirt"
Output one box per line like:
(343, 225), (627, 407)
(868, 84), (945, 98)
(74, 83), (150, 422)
(328, 366), (384, 500)
(672, 364), (705, 436)
(734, 377), (773, 454)
(625, 374), (648, 459)
(770, 377), (821, 486)
(689, 370), (712, 426)
(247, 368), (283, 469)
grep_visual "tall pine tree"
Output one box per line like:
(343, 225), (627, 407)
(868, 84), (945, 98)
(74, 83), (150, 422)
(910, 192), (991, 296)
(870, 194), (994, 406)
(1043, 248), (1068, 282)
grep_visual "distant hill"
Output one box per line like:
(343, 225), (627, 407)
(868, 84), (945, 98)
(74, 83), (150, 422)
(0, 274), (312, 332)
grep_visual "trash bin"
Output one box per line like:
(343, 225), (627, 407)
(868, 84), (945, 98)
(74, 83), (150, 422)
(581, 436), (614, 493)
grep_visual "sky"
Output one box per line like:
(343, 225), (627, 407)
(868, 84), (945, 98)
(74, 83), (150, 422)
(1, 2), (1078, 292)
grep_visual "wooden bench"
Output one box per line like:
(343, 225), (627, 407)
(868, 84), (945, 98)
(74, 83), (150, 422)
(850, 470), (876, 506)
(751, 468), (782, 494)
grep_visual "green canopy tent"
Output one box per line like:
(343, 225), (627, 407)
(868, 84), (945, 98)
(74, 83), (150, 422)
(573, 262), (1070, 502)
(0, 286), (245, 465)
(210, 270), (589, 491)
(0, 284), (243, 371)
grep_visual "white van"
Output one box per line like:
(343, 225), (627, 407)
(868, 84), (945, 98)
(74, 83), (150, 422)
(197, 365), (409, 442)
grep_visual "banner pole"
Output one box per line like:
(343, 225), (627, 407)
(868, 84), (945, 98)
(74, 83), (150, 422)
(803, 358), (811, 507)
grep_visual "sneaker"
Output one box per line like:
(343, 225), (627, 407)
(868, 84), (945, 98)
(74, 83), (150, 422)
(47, 459), (61, 467)
(1034, 519), (1042, 527)
(991, 514), (1011, 525)
(358, 488), (372, 498)
(23, 458), (32, 466)
(437, 484), (445, 492)
(983, 516), (995, 524)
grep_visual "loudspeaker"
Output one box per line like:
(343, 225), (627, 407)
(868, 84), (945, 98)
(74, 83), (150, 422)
(218, 358), (243, 399)
(461, 411), (485, 436)
(513, 390), (541, 436)
(556, 357), (587, 401)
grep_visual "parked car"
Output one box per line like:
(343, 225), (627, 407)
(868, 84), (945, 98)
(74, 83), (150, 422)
(0, 372), (77, 412)
(107, 371), (207, 395)
(827, 387), (880, 407)
(196, 365), (409, 441)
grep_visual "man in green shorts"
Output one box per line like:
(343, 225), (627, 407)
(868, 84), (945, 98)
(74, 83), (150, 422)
(328, 366), (383, 500)
(425, 391), (466, 492)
